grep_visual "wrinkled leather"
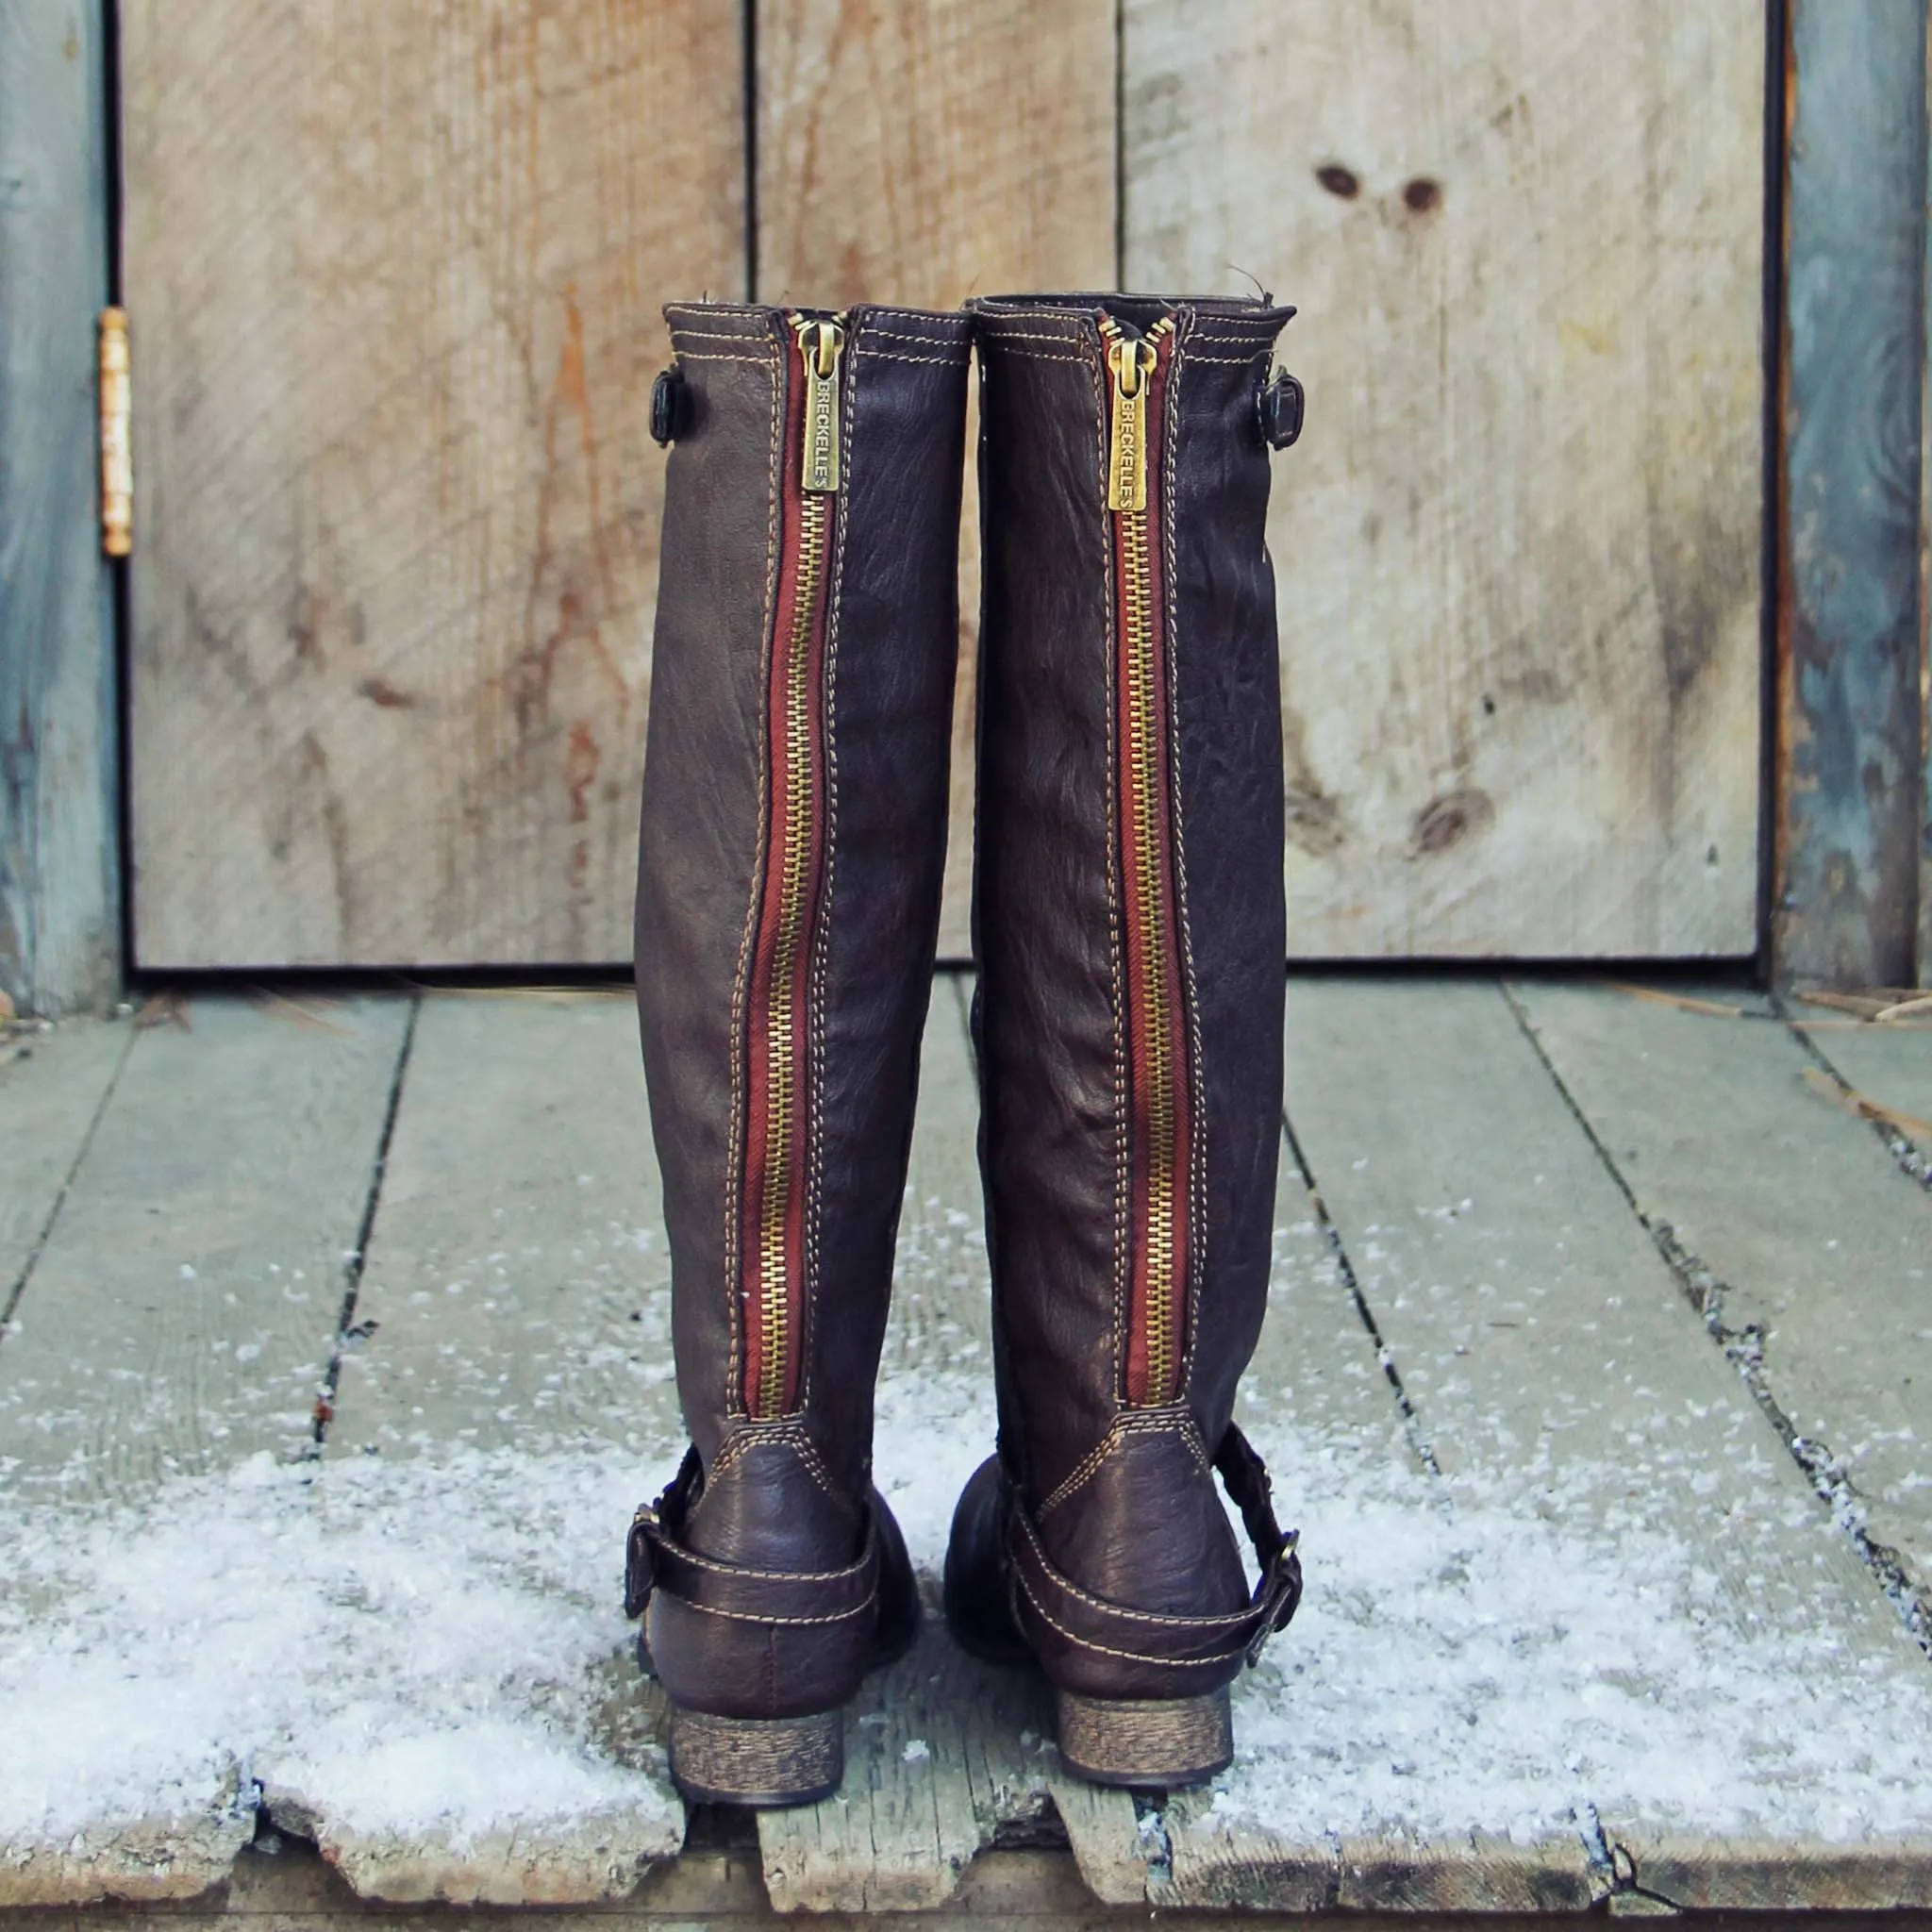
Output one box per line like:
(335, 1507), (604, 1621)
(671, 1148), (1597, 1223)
(956, 292), (1296, 1701)
(634, 303), (971, 1719)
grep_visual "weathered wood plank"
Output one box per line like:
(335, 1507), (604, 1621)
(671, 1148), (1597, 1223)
(0, 995), (410, 1491)
(756, 0), (1116, 958)
(1512, 981), (1932, 1644)
(325, 991), (674, 1462)
(122, 4), (743, 968)
(0, 1015), (127, 1308)
(1288, 977), (1932, 1910)
(1774, 0), (1928, 988)
(0, 995), (409, 1906)
(1922, 7), (1932, 992)
(313, 991), (681, 1900)
(1800, 1006), (1932, 1164)
(0, 0), (120, 1014)
(1125, 1), (1765, 958)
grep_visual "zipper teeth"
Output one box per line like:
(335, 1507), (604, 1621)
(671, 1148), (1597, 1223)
(741, 316), (841, 1421)
(754, 487), (831, 1415)
(1120, 504), (1181, 1398)
(1107, 317), (1187, 1407)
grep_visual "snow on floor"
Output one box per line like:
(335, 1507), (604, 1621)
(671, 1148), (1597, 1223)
(4, 1250), (1932, 1858)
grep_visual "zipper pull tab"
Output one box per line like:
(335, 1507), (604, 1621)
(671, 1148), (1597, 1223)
(794, 317), (845, 493)
(1104, 326), (1157, 513)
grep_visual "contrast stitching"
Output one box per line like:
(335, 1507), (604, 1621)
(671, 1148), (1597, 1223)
(1184, 351), (1271, 366)
(1165, 328), (1209, 1398)
(1014, 1570), (1253, 1662)
(856, 348), (972, 366)
(1016, 1516), (1255, 1632)
(671, 327), (777, 345)
(675, 348), (781, 367)
(660, 1593), (877, 1628)
(1036, 1409), (1208, 1521)
(798, 342), (854, 1417)
(988, 344), (1089, 365)
(723, 350), (784, 1419)
(655, 1541), (872, 1585)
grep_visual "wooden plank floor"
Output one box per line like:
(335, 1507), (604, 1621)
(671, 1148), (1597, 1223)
(3, 978), (1931, 1915)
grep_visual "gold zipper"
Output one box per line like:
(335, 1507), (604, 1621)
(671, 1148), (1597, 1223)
(1101, 314), (1185, 1405)
(748, 314), (843, 1417)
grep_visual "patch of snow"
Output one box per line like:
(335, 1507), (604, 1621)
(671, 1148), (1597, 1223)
(0, 1444), (678, 1851)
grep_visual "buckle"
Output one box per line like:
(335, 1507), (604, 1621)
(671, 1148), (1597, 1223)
(624, 1505), (660, 1619)
(650, 365), (689, 447)
(1244, 1532), (1303, 1666)
(1258, 368), (1304, 450)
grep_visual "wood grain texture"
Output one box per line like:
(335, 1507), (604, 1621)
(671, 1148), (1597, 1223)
(1514, 983), (1932, 1654)
(756, 0), (1117, 958)
(1776, 0), (1928, 990)
(0, 996), (409, 1492)
(1125, 1), (1766, 959)
(325, 991), (677, 1461)
(1286, 978), (1932, 1908)
(1922, 5), (1932, 991)
(0, 0), (119, 1014)
(0, 1015), (126, 1308)
(121, 3), (742, 968)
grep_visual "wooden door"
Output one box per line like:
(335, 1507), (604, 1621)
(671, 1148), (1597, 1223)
(125, 0), (1767, 968)
(123, 3), (744, 967)
(1127, 0), (1767, 958)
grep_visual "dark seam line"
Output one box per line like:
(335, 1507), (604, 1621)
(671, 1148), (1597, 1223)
(0, 1023), (137, 1341)
(309, 996), (422, 1453)
(1278, 1104), (1442, 1478)
(1774, 991), (1932, 1194)
(1500, 980), (1932, 1662)
(945, 969), (980, 1099)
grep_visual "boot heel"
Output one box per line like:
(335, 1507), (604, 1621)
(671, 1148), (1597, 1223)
(669, 1707), (844, 1807)
(1055, 1688), (1233, 1789)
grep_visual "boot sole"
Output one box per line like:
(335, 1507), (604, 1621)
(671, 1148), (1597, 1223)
(669, 1707), (843, 1807)
(1055, 1688), (1233, 1789)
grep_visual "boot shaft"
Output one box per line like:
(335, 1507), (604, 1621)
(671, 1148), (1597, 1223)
(636, 302), (971, 1500)
(970, 293), (1294, 1508)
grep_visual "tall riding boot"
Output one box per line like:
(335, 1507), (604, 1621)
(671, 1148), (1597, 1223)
(945, 293), (1306, 1788)
(628, 302), (971, 1805)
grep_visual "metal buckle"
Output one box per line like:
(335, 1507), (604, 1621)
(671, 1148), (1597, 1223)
(1244, 1531), (1304, 1666)
(624, 1505), (660, 1619)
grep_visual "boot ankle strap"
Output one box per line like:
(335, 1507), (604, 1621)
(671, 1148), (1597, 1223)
(1211, 1423), (1305, 1663)
(625, 1444), (882, 1627)
(1006, 1423), (1302, 1684)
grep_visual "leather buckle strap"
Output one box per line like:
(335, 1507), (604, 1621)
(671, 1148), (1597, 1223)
(625, 1443), (882, 1627)
(625, 1444), (701, 1619)
(1211, 1423), (1304, 1662)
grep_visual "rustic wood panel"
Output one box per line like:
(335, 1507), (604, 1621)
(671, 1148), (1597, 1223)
(757, 0), (1117, 958)
(0, 1015), (127, 1311)
(0, 996), (409, 1492)
(1125, 1), (1766, 959)
(1286, 978), (1932, 1908)
(316, 991), (682, 1902)
(122, 3), (743, 968)
(1776, 0), (1927, 989)
(0, 0), (119, 1014)
(1513, 983), (1932, 1642)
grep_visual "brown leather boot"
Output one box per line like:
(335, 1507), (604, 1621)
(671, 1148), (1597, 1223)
(944, 293), (1305, 1789)
(627, 302), (971, 1805)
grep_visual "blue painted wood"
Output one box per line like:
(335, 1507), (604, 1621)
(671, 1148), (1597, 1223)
(1923, 9), (1932, 990)
(1775, 0), (1927, 988)
(0, 0), (118, 1016)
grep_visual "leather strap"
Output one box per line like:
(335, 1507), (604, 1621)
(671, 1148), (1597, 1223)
(625, 1444), (882, 1626)
(1006, 1422), (1302, 1674)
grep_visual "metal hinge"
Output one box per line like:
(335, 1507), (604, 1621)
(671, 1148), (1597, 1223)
(99, 308), (131, 558)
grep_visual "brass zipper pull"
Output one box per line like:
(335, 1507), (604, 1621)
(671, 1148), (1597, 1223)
(1102, 320), (1158, 514)
(793, 316), (845, 493)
